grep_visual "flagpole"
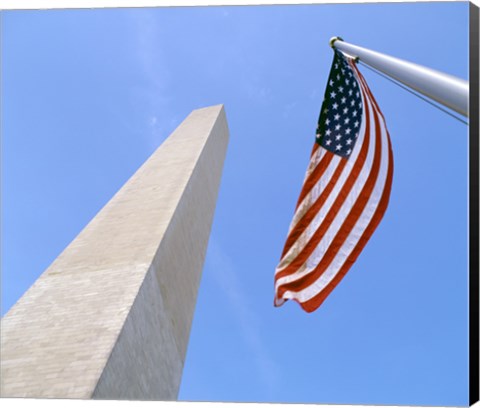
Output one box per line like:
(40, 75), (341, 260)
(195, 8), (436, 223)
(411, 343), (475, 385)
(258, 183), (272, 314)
(330, 37), (469, 118)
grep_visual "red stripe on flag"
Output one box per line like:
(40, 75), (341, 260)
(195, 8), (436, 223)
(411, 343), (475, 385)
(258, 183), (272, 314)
(294, 152), (335, 211)
(310, 142), (320, 158)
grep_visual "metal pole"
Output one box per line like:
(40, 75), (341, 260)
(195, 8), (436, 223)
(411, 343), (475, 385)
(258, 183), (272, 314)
(330, 37), (469, 118)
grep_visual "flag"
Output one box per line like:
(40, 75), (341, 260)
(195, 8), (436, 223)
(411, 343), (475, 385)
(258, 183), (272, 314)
(274, 50), (394, 313)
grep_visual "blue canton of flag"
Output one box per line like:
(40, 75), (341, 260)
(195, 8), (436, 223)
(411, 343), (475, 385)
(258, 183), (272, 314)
(316, 50), (363, 158)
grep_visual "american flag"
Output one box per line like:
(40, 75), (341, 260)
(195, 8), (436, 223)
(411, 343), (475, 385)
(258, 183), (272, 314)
(274, 50), (394, 313)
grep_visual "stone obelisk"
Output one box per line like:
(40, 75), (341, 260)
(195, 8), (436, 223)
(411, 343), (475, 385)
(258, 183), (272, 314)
(0, 105), (229, 400)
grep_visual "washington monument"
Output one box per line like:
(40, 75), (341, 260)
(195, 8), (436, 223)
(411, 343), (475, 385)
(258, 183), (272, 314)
(1, 105), (229, 400)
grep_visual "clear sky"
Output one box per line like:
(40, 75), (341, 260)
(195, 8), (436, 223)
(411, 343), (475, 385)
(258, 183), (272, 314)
(1, 2), (470, 406)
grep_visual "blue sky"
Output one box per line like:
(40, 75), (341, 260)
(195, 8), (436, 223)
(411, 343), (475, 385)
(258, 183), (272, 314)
(1, 2), (470, 406)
